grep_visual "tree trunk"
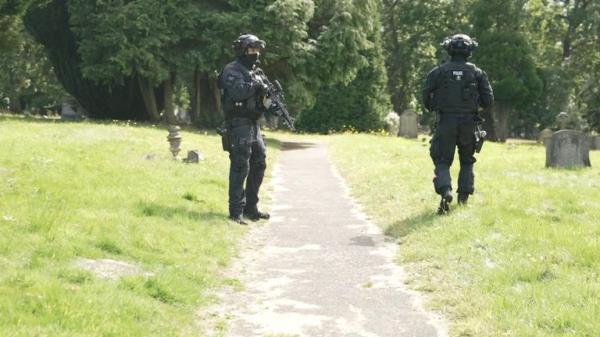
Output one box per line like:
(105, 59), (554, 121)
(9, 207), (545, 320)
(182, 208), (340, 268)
(197, 73), (222, 127)
(496, 102), (510, 142)
(198, 76), (211, 124)
(137, 76), (160, 122)
(482, 108), (498, 142)
(210, 77), (223, 121)
(162, 72), (177, 125)
(190, 68), (201, 125)
(483, 102), (510, 142)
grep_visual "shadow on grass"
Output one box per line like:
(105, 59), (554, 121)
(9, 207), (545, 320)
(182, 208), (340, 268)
(138, 201), (224, 222)
(384, 209), (439, 239)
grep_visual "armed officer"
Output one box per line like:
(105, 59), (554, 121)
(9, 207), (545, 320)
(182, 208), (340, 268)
(422, 34), (494, 214)
(218, 34), (271, 225)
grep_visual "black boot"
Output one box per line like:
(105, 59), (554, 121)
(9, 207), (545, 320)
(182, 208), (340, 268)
(243, 207), (270, 221)
(458, 193), (469, 205)
(437, 189), (453, 215)
(228, 215), (248, 225)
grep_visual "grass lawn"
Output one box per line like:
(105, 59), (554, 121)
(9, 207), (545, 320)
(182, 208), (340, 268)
(328, 133), (600, 337)
(0, 115), (279, 336)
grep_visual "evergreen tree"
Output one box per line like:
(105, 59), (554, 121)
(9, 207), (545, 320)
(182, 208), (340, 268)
(470, 0), (543, 141)
(298, 0), (391, 133)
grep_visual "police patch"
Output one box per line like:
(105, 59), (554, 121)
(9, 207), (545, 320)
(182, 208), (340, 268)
(225, 74), (236, 85)
(453, 70), (463, 80)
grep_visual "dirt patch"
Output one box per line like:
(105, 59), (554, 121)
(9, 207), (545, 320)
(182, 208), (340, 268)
(74, 258), (153, 280)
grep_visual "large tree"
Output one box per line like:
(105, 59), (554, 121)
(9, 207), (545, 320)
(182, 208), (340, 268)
(470, 0), (543, 141)
(298, 0), (391, 132)
(24, 0), (153, 120)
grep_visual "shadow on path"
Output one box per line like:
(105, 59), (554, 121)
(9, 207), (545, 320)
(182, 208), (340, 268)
(281, 141), (316, 151)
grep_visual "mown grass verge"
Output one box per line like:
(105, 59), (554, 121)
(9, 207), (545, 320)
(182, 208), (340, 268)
(328, 133), (600, 337)
(0, 116), (279, 336)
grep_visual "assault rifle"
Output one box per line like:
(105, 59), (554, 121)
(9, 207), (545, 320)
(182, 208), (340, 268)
(254, 68), (296, 131)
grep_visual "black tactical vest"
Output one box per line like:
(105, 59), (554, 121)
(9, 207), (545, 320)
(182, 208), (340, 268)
(218, 61), (262, 120)
(434, 61), (480, 113)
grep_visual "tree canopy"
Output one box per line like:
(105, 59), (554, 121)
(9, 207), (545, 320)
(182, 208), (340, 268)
(1, 0), (599, 135)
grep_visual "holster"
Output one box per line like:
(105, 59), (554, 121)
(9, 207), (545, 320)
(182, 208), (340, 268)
(216, 124), (232, 152)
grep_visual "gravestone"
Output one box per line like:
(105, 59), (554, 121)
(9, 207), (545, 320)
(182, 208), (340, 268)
(545, 130), (591, 168)
(185, 150), (204, 163)
(61, 102), (83, 121)
(398, 109), (418, 139)
(589, 135), (600, 150)
(538, 128), (553, 146)
(175, 107), (191, 125)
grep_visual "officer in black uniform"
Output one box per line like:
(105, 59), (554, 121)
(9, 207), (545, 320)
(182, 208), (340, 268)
(422, 34), (494, 213)
(219, 34), (271, 225)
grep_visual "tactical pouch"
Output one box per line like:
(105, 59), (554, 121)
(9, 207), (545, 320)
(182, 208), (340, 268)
(230, 124), (257, 148)
(216, 126), (232, 152)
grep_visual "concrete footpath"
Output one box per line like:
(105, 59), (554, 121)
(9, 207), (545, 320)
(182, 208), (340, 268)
(200, 141), (447, 337)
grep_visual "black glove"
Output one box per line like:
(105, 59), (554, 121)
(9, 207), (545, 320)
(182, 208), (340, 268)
(252, 79), (268, 95)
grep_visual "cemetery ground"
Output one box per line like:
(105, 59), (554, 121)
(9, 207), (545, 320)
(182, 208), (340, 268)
(327, 134), (600, 337)
(1, 115), (600, 337)
(0, 115), (279, 336)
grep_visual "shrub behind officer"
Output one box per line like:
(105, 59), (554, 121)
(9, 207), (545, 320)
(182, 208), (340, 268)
(422, 34), (494, 214)
(218, 34), (271, 225)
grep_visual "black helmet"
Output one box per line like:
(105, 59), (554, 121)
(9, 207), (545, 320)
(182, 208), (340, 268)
(441, 34), (478, 57)
(233, 34), (266, 56)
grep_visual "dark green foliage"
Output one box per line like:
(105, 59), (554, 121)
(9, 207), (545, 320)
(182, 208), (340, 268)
(24, 0), (151, 120)
(469, 0), (542, 140)
(298, 0), (391, 132)
(298, 61), (389, 133)
(1, 0), (598, 133)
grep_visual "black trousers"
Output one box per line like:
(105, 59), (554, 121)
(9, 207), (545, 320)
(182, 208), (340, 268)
(228, 124), (266, 217)
(429, 113), (477, 195)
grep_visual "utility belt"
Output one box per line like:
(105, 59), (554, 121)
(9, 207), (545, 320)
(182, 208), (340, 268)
(227, 117), (257, 128)
(217, 117), (259, 152)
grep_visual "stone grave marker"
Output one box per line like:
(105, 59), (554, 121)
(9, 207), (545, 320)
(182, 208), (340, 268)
(538, 128), (553, 145)
(185, 150), (204, 163)
(398, 109), (418, 139)
(546, 130), (591, 168)
(61, 101), (83, 121)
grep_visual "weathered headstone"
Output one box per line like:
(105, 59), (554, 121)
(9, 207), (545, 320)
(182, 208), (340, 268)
(589, 135), (600, 150)
(175, 107), (191, 125)
(61, 101), (83, 120)
(545, 130), (591, 168)
(538, 128), (553, 145)
(398, 109), (418, 139)
(185, 150), (204, 163)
